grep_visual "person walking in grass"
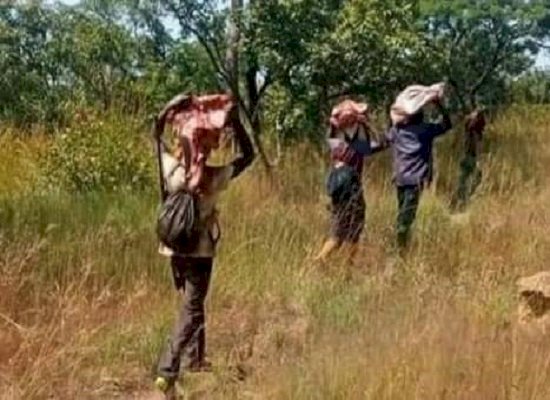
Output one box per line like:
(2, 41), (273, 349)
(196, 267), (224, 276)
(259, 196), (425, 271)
(153, 93), (254, 399)
(451, 108), (486, 212)
(315, 100), (385, 264)
(386, 83), (453, 249)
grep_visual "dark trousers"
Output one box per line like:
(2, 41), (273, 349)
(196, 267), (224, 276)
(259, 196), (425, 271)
(452, 155), (481, 211)
(158, 256), (213, 381)
(396, 185), (422, 248)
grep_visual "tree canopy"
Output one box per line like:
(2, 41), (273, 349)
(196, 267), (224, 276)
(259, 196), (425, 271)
(1, 0), (549, 134)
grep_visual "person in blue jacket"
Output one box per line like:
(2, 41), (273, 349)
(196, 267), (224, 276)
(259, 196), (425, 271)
(385, 99), (452, 248)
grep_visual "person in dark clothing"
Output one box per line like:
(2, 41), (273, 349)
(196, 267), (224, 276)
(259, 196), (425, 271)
(385, 100), (452, 248)
(315, 120), (385, 263)
(451, 109), (486, 211)
(153, 95), (255, 399)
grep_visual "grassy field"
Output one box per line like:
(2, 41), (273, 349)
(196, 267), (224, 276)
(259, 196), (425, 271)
(2, 107), (550, 399)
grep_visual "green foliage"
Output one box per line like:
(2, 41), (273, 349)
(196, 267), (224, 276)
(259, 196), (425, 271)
(418, 0), (550, 109)
(137, 41), (220, 109)
(509, 70), (550, 104)
(0, 1), (217, 127)
(312, 0), (426, 103)
(53, 5), (140, 110)
(263, 84), (323, 141)
(0, 2), (65, 125)
(41, 112), (154, 192)
(1, 0), (549, 136)
(249, 0), (426, 138)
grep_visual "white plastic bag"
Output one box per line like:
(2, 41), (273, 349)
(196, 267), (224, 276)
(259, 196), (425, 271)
(390, 82), (445, 125)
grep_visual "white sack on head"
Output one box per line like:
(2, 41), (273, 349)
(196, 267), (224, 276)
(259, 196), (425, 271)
(390, 82), (445, 125)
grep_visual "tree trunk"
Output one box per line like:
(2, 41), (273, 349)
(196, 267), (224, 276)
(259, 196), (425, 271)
(246, 61), (261, 134)
(225, 0), (242, 99)
(245, 61), (273, 172)
(227, 0), (274, 173)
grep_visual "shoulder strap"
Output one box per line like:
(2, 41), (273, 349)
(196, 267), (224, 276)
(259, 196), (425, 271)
(153, 117), (168, 202)
(356, 123), (371, 140)
(179, 136), (193, 187)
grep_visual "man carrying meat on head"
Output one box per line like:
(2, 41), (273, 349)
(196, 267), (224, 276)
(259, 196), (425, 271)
(315, 99), (385, 264)
(386, 83), (453, 249)
(153, 93), (254, 399)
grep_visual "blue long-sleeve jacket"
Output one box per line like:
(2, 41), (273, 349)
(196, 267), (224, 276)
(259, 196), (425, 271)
(385, 113), (452, 187)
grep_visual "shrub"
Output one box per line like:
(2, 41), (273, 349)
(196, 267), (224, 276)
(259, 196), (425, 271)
(41, 111), (155, 192)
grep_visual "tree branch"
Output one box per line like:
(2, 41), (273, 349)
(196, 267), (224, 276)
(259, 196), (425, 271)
(166, 2), (231, 87)
(535, 40), (550, 50)
(468, 35), (508, 105)
(164, 0), (275, 171)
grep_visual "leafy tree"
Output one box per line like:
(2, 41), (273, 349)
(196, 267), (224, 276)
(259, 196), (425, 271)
(0, 0), (218, 126)
(54, 7), (138, 110)
(418, 0), (550, 109)
(509, 70), (550, 104)
(2, 0), (549, 135)
(159, 0), (276, 167)
(0, 1), (64, 125)
(249, 0), (426, 138)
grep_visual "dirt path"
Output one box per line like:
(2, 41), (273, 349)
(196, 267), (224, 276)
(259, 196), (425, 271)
(122, 390), (164, 400)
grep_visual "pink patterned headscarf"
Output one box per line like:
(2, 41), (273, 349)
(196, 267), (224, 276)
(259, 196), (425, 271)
(167, 94), (234, 190)
(329, 100), (369, 129)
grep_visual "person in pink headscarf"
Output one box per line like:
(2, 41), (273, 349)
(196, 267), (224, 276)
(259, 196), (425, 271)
(315, 99), (385, 264)
(154, 93), (254, 399)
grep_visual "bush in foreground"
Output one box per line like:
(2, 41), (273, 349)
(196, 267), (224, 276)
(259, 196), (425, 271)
(41, 111), (155, 192)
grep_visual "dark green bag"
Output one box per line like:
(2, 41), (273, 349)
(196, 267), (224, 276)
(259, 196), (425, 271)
(155, 133), (200, 253)
(157, 189), (200, 253)
(326, 164), (361, 205)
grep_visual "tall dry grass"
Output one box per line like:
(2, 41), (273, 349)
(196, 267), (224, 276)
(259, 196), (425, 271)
(1, 106), (550, 399)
